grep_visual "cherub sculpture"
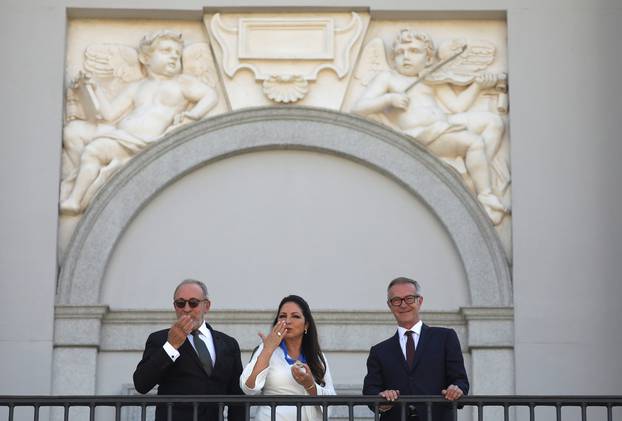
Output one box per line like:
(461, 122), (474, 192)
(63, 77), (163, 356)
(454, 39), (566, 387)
(60, 30), (219, 215)
(351, 29), (510, 225)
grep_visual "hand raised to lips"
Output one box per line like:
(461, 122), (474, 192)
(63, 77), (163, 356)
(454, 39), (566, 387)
(258, 320), (286, 351)
(168, 315), (194, 349)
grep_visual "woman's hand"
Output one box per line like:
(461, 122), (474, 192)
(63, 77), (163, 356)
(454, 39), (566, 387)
(244, 321), (287, 390)
(258, 320), (286, 351)
(291, 361), (315, 392)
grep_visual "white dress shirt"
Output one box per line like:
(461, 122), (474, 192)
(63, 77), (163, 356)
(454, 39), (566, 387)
(397, 320), (422, 359)
(163, 321), (216, 363)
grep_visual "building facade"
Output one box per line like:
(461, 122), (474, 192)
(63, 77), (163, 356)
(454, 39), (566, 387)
(1, 1), (621, 417)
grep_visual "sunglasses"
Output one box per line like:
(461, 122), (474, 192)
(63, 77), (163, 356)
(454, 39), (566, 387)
(174, 298), (207, 309)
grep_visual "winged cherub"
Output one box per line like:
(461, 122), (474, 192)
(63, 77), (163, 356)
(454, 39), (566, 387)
(60, 30), (218, 215)
(352, 29), (509, 225)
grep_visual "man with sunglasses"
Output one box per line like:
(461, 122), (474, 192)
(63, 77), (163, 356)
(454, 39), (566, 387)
(133, 279), (244, 421)
(363, 277), (469, 421)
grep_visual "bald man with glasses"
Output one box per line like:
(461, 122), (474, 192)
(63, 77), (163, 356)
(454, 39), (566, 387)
(363, 277), (469, 421)
(133, 279), (244, 421)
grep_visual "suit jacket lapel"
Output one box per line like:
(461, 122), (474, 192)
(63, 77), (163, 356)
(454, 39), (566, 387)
(180, 338), (205, 373)
(411, 323), (428, 370)
(211, 328), (224, 372)
(390, 331), (411, 373)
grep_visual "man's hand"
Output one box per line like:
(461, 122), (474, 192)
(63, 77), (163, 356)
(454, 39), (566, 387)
(441, 384), (464, 401)
(167, 315), (194, 349)
(378, 389), (400, 412)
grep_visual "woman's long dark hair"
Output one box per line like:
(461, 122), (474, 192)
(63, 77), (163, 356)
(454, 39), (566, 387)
(272, 295), (327, 386)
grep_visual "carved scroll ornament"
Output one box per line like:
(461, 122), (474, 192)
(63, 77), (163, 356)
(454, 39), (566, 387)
(210, 12), (363, 103)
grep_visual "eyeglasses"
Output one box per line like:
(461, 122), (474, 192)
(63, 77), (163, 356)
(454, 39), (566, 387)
(388, 295), (421, 307)
(174, 298), (207, 309)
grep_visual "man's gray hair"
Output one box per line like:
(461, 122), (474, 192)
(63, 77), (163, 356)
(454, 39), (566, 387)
(173, 279), (209, 299)
(387, 277), (422, 296)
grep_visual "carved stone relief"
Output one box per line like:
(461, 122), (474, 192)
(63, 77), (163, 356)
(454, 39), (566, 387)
(204, 12), (370, 109)
(61, 31), (220, 216)
(58, 21), (226, 257)
(346, 21), (511, 242)
(58, 16), (512, 261)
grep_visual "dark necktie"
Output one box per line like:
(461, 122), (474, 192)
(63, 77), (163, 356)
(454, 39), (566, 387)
(405, 331), (415, 369)
(192, 331), (213, 376)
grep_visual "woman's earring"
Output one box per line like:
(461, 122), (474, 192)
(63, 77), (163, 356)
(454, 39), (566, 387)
(304, 328), (308, 334)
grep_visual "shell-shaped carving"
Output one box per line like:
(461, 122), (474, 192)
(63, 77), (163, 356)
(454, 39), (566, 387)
(262, 75), (309, 103)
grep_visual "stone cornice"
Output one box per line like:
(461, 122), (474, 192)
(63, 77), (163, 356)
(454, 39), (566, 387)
(98, 308), (471, 325)
(461, 306), (514, 320)
(55, 305), (109, 319)
(54, 306), (513, 351)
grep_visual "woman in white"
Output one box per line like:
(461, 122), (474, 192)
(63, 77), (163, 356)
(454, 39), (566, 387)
(240, 295), (336, 421)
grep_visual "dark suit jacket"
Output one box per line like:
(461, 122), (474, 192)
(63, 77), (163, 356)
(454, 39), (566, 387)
(133, 323), (244, 421)
(363, 324), (469, 421)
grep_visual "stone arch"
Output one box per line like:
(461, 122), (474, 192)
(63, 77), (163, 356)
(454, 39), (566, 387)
(57, 107), (511, 307)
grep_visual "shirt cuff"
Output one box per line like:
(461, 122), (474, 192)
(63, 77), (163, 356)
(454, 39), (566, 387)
(241, 366), (268, 395)
(163, 341), (180, 362)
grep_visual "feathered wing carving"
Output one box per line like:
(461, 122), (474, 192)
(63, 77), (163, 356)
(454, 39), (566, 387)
(67, 44), (143, 122)
(353, 37), (390, 86)
(427, 39), (496, 85)
(83, 44), (143, 82)
(182, 42), (219, 88)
